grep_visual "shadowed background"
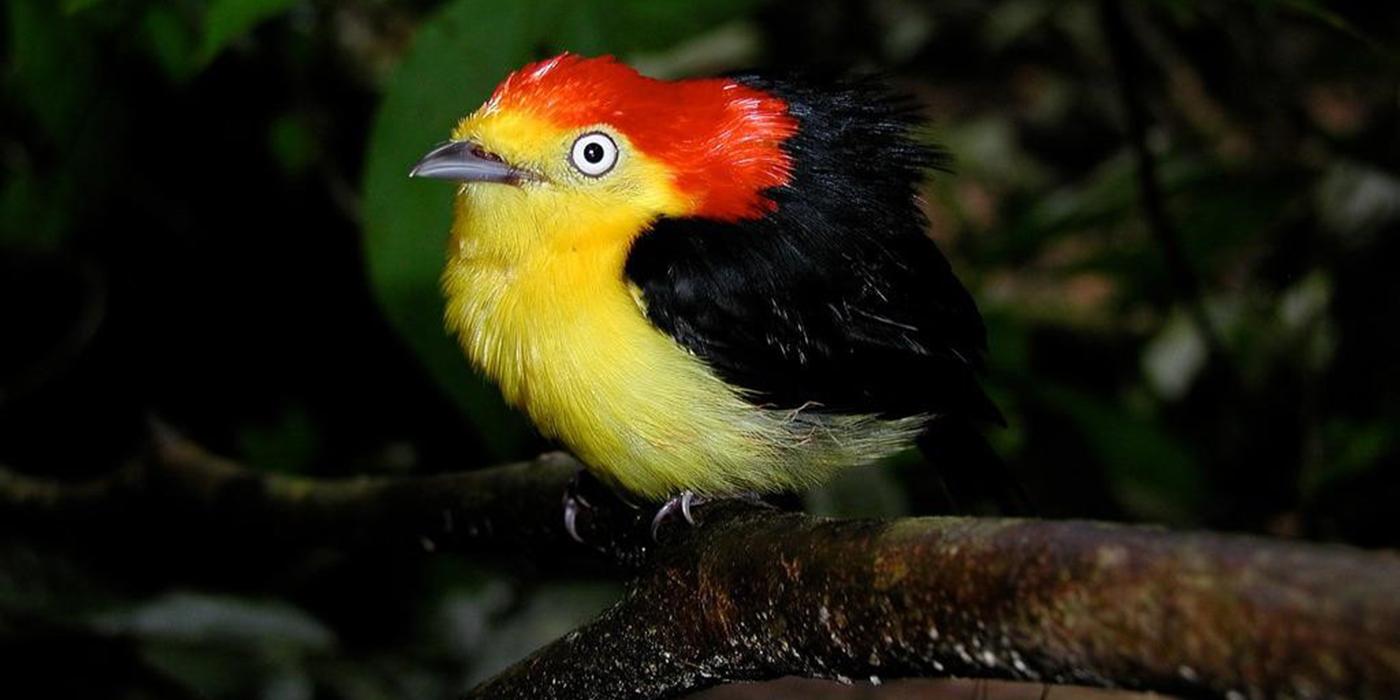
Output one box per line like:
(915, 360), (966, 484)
(2, 0), (1398, 697)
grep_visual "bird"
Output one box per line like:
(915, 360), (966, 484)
(411, 54), (1020, 536)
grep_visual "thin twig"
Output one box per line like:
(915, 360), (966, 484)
(0, 426), (609, 568)
(1099, 0), (1232, 369)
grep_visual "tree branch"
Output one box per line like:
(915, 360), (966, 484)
(3, 432), (1398, 698)
(0, 426), (607, 567)
(469, 504), (1400, 699)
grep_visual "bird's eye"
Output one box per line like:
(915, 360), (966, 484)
(569, 132), (619, 177)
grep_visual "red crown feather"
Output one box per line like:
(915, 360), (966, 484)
(483, 54), (797, 221)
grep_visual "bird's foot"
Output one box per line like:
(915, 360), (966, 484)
(650, 490), (706, 540)
(561, 468), (651, 547)
(649, 491), (776, 540)
(562, 470), (596, 544)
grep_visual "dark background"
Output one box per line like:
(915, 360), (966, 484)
(3, 0), (1398, 697)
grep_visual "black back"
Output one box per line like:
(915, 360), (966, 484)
(625, 74), (1000, 424)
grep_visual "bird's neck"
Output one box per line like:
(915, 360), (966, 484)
(446, 185), (656, 267)
(441, 192), (653, 405)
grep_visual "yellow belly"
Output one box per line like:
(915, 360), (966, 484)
(440, 187), (923, 500)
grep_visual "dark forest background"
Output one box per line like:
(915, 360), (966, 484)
(3, 0), (1398, 697)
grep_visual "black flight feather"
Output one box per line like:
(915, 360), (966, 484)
(627, 75), (993, 420)
(624, 74), (1024, 511)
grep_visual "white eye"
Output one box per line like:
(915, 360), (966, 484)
(569, 131), (618, 177)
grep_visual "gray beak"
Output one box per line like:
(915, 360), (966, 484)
(409, 140), (536, 184)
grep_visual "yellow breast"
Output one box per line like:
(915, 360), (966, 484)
(441, 182), (924, 500)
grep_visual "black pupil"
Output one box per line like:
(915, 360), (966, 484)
(583, 142), (605, 164)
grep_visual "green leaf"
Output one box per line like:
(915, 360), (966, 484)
(1272, 0), (1373, 46)
(239, 405), (319, 475)
(199, 0), (298, 65)
(585, 0), (762, 53)
(269, 112), (318, 176)
(143, 4), (200, 82)
(3, 0), (113, 250)
(362, 0), (543, 458)
(1259, 0), (1397, 61)
(1037, 383), (1206, 523)
(94, 592), (335, 649)
(1303, 419), (1393, 497)
(527, 0), (765, 58)
(0, 166), (69, 250)
(1142, 309), (1209, 401)
(984, 0), (1054, 50)
(7, 0), (94, 138)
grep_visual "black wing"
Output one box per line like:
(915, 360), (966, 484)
(625, 74), (1001, 424)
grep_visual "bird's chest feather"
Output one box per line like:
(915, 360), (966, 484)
(444, 239), (649, 415)
(440, 208), (767, 497)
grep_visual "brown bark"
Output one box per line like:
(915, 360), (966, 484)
(469, 504), (1400, 699)
(2, 431), (1397, 699)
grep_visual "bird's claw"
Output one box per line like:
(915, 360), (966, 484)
(568, 476), (765, 543)
(562, 471), (595, 544)
(650, 490), (704, 540)
(562, 492), (584, 544)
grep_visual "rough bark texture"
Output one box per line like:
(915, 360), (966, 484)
(469, 504), (1400, 699)
(3, 431), (1398, 699)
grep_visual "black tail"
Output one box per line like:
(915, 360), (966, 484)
(915, 417), (1033, 516)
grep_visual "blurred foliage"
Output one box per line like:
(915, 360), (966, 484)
(3, 0), (1399, 697)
